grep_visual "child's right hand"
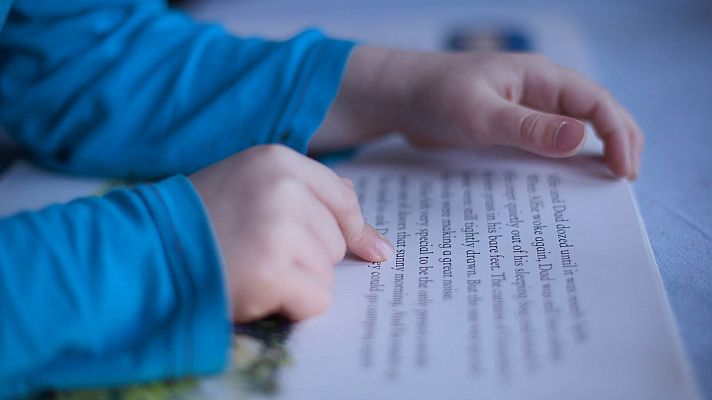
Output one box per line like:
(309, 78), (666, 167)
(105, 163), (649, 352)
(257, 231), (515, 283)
(189, 144), (393, 322)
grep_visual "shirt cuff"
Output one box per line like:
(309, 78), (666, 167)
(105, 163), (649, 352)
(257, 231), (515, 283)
(272, 32), (356, 153)
(141, 175), (231, 376)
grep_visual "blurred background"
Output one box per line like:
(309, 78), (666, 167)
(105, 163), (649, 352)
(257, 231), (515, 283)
(174, 0), (712, 396)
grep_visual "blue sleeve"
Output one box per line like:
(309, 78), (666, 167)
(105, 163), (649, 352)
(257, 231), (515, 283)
(0, 0), (355, 179)
(0, 176), (231, 399)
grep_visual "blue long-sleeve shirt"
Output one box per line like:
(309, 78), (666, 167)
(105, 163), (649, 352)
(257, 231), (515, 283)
(0, 0), (355, 398)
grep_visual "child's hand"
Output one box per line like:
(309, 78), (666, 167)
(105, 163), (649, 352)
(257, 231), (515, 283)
(313, 47), (642, 179)
(190, 145), (393, 322)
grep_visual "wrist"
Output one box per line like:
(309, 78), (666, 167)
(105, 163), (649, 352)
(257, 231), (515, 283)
(310, 46), (410, 152)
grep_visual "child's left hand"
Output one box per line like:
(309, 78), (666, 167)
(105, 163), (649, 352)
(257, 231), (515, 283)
(312, 47), (642, 179)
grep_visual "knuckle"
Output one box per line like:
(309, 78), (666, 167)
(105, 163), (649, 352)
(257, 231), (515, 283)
(249, 143), (294, 163)
(518, 112), (540, 145)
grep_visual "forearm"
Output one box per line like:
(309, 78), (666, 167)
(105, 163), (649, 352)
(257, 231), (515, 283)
(0, 0), (353, 179)
(0, 176), (229, 398)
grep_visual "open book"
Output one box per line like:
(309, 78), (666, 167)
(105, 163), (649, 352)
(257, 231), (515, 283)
(270, 138), (699, 399)
(193, 137), (698, 399)
(1, 137), (698, 399)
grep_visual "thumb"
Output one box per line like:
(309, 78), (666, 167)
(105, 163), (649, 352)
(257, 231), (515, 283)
(490, 101), (586, 157)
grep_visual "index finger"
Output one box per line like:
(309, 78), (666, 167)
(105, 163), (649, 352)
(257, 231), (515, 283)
(277, 146), (394, 262)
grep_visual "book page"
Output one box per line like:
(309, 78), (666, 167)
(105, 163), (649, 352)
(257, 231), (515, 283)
(238, 139), (697, 400)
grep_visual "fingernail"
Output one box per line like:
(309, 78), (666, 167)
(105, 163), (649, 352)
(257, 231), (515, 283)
(554, 121), (585, 152)
(374, 232), (395, 261)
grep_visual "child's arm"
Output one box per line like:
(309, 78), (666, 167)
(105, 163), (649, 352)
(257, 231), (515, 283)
(312, 47), (643, 179)
(0, 144), (387, 397)
(0, 2), (640, 180)
(0, 176), (229, 397)
(0, 0), (354, 178)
